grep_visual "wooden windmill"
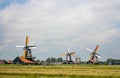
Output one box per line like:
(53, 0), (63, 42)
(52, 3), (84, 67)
(61, 48), (75, 64)
(16, 36), (36, 61)
(87, 45), (101, 64)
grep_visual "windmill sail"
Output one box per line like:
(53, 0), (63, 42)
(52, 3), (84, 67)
(95, 54), (102, 58)
(87, 48), (93, 52)
(16, 46), (24, 48)
(25, 36), (29, 46)
(87, 45), (101, 64)
(61, 48), (75, 64)
(94, 45), (99, 52)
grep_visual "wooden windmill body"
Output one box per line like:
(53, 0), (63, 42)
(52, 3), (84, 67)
(61, 48), (75, 64)
(87, 45), (101, 64)
(16, 36), (36, 61)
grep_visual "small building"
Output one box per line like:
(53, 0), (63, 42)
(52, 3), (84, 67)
(75, 57), (81, 64)
(7, 60), (12, 64)
(12, 56), (35, 65)
(0, 59), (7, 64)
(107, 58), (120, 65)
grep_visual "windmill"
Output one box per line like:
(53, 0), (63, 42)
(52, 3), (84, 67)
(16, 36), (36, 61)
(61, 48), (75, 64)
(87, 45), (101, 64)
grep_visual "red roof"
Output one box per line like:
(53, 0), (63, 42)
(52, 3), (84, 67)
(19, 57), (34, 63)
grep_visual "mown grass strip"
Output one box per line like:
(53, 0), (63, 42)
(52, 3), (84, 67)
(0, 64), (120, 78)
(0, 72), (120, 78)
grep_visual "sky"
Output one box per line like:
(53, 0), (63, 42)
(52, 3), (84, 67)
(0, 0), (120, 61)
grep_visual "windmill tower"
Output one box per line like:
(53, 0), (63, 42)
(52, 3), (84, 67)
(61, 48), (75, 64)
(87, 45), (102, 64)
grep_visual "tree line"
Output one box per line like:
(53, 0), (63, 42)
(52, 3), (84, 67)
(35, 57), (63, 65)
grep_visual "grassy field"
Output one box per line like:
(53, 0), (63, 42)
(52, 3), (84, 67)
(0, 64), (120, 78)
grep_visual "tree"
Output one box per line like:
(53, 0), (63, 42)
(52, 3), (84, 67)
(45, 57), (63, 64)
(46, 57), (51, 63)
(51, 57), (56, 63)
(57, 57), (63, 63)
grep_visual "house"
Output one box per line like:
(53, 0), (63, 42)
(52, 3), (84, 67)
(7, 60), (12, 64)
(0, 59), (7, 64)
(107, 58), (120, 65)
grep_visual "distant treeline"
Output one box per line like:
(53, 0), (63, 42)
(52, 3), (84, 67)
(0, 58), (120, 65)
(35, 57), (63, 65)
(34, 57), (120, 65)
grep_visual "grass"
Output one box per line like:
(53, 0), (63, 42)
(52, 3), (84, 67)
(0, 64), (120, 78)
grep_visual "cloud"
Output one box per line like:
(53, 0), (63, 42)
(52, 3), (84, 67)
(0, 0), (120, 60)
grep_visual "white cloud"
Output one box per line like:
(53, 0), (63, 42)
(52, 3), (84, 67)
(0, 0), (120, 60)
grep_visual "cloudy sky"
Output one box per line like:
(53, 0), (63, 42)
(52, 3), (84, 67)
(0, 0), (120, 61)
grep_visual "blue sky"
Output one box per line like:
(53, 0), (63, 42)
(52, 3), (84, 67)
(0, 0), (28, 9)
(0, 0), (120, 61)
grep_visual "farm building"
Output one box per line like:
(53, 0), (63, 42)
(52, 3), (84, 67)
(0, 59), (7, 64)
(107, 58), (120, 65)
(12, 56), (36, 65)
(7, 60), (12, 64)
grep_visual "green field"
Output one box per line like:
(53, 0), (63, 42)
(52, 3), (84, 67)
(0, 64), (120, 78)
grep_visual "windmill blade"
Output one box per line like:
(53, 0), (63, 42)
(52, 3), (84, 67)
(87, 48), (93, 52)
(28, 46), (37, 47)
(95, 54), (102, 58)
(61, 54), (67, 56)
(16, 46), (24, 48)
(29, 47), (36, 49)
(25, 36), (29, 45)
(72, 54), (76, 58)
(94, 45), (99, 52)
(70, 52), (75, 55)
(67, 48), (70, 53)
(61, 52), (67, 56)
(28, 46), (37, 49)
